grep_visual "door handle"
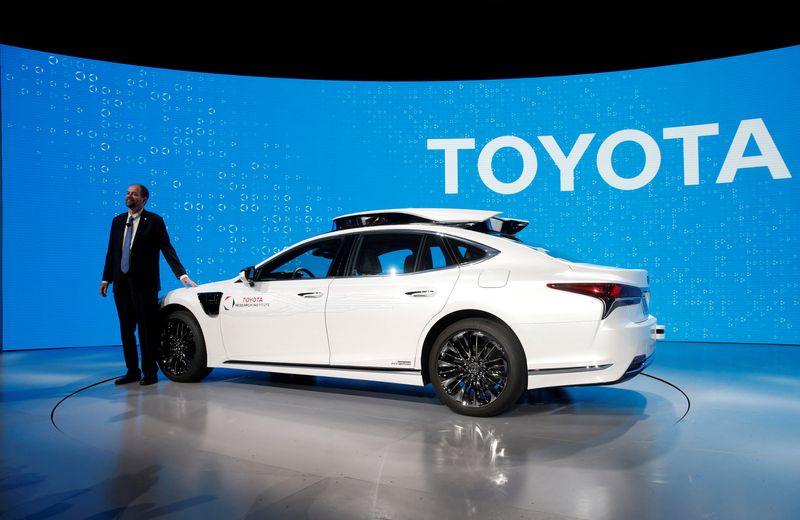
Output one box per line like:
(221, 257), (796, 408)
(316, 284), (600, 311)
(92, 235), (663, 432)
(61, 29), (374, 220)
(298, 291), (324, 298)
(405, 289), (436, 297)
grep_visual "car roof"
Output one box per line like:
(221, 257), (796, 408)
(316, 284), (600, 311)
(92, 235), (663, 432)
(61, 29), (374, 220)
(334, 208), (501, 223)
(332, 208), (528, 236)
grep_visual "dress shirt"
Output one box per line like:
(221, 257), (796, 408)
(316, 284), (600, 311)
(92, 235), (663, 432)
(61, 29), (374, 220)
(122, 209), (143, 253)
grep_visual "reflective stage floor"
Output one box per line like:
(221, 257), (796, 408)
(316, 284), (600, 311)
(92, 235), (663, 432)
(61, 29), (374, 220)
(1, 342), (799, 519)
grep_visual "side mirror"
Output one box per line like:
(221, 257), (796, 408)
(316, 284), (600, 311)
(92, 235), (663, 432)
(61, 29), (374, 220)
(238, 266), (256, 287)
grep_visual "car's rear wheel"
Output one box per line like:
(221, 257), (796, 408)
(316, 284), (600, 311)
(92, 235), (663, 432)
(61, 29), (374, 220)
(158, 309), (213, 382)
(429, 318), (527, 417)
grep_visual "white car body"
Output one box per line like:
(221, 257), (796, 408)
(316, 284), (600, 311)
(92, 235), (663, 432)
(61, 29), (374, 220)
(159, 208), (663, 416)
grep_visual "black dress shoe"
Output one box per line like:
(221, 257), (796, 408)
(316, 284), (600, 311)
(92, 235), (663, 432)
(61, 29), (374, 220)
(115, 373), (140, 385)
(139, 375), (158, 386)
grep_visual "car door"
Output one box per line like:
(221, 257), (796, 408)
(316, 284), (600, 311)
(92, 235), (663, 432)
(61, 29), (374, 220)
(325, 232), (460, 368)
(218, 236), (347, 364)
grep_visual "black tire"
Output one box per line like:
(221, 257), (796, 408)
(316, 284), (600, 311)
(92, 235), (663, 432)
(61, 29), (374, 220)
(158, 309), (213, 382)
(428, 318), (527, 417)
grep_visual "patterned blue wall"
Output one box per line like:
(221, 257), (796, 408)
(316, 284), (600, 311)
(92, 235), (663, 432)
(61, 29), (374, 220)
(2, 44), (798, 349)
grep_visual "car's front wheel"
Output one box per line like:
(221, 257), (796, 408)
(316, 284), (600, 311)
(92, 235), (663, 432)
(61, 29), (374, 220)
(158, 309), (213, 382)
(429, 318), (527, 417)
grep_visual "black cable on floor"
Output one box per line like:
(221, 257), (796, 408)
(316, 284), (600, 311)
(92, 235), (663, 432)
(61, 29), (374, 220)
(50, 376), (120, 433)
(641, 372), (691, 424)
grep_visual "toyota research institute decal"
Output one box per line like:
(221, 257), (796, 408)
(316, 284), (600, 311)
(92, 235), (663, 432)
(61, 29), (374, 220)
(223, 296), (269, 310)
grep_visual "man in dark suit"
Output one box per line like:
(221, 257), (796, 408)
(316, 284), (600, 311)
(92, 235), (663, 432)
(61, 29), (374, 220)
(100, 184), (196, 386)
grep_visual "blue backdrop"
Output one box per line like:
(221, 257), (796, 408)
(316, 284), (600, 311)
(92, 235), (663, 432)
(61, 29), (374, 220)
(2, 44), (798, 349)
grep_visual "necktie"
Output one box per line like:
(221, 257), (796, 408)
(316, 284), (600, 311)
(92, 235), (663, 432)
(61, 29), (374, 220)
(121, 216), (134, 273)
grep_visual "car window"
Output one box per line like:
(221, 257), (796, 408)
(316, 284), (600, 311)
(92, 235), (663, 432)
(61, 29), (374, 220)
(350, 233), (458, 275)
(447, 237), (495, 264)
(257, 237), (344, 281)
(352, 233), (423, 276)
(420, 234), (456, 271)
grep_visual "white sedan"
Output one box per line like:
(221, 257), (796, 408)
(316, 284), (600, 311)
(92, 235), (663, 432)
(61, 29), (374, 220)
(159, 208), (664, 416)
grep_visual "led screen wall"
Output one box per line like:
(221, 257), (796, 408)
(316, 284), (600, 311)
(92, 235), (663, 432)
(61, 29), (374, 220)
(2, 44), (798, 349)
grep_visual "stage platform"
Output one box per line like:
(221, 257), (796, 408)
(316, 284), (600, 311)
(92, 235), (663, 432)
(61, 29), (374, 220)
(1, 341), (798, 519)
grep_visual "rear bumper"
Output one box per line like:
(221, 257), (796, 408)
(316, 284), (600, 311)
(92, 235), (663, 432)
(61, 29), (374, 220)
(613, 352), (655, 384)
(520, 314), (660, 390)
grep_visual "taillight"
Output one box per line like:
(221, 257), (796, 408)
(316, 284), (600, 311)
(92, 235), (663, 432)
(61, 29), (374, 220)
(547, 283), (642, 319)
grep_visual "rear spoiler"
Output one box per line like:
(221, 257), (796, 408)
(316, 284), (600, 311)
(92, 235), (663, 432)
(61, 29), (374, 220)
(332, 211), (528, 236)
(487, 217), (529, 236)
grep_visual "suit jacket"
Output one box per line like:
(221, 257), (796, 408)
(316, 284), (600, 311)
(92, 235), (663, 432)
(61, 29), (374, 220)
(103, 209), (187, 293)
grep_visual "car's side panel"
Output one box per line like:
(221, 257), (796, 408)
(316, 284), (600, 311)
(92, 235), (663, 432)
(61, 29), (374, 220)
(512, 322), (604, 366)
(219, 278), (333, 364)
(326, 268), (460, 368)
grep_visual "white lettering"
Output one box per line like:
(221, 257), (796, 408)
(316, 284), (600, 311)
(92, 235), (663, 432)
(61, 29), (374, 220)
(477, 136), (538, 195)
(426, 138), (476, 194)
(596, 129), (661, 190)
(428, 118), (791, 193)
(717, 118), (792, 183)
(538, 133), (595, 191)
(663, 123), (719, 185)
